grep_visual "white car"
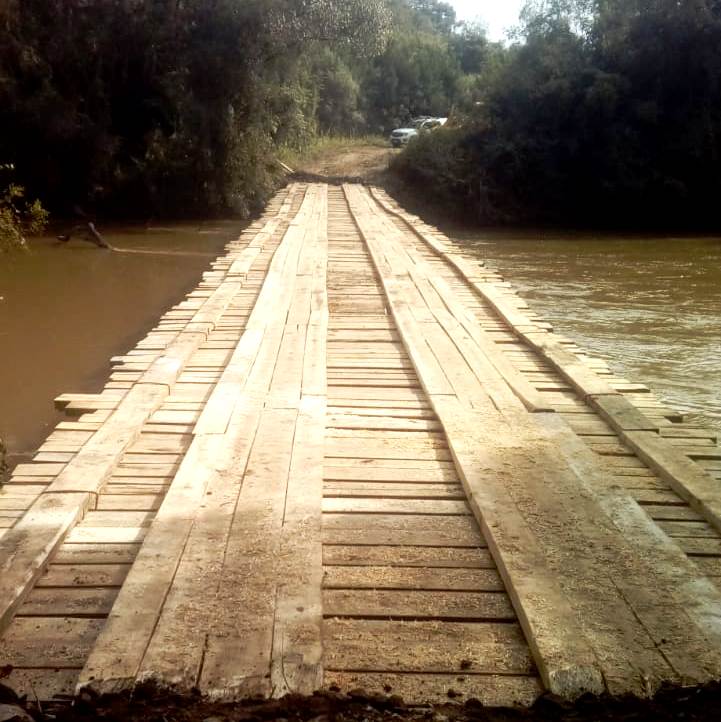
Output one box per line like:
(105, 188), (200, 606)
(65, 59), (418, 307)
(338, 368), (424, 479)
(390, 117), (448, 147)
(389, 127), (419, 147)
(419, 117), (448, 130)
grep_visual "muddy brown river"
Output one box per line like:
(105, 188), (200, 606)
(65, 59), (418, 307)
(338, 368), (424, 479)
(0, 222), (243, 468)
(2, 223), (719, 471)
(459, 231), (721, 432)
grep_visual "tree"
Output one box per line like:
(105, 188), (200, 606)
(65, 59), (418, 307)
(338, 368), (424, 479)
(394, 0), (721, 227)
(0, 0), (393, 218)
(407, 0), (457, 34)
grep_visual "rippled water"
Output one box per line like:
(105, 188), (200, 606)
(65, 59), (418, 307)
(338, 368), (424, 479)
(0, 222), (243, 467)
(457, 231), (721, 431)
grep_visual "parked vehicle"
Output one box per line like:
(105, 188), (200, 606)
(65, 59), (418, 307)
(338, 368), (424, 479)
(389, 117), (448, 147)
(389, 127), (418, 147)
(419, 117), (448, 130)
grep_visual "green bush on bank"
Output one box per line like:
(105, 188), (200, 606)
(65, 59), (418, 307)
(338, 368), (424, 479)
(0, 165), (49, 252)
(391, 1), (721, 228)
(391, 129), (485, 217)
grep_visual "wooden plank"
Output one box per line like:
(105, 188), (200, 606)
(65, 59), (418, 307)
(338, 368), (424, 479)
(322, 498), (469, 515)
(544, 413), (721, 683)
(323, 589), (515, 620)
(81, 511), (154, 527)
(422, 269), (554, 413)
(327, 415), (442, 432)
(74, 191), (306, 691)
(323, 482), (464, 498)
(327, 400), (431, 411)
(2, 617), (104, 667)
(65, 526), (147, 544)
(53, 543), (141, 565)
(349, 185), (603, 699)
(360, 185), (721, 696)
(641, 504), (703, 521)
(129, 419), (258, 691)
(198, 408), (298, 700)
(328, 465), (454, 483)
(322, 526), (481, 548)
(657, 520), (717, 538)
(37, 564), (130, 588)
(48, 383), (166, 495)
(19, 587), (117, 616)
(0, 493), (91, 634)
(419, 217), (721, 545)
(92, 189), (315, 693)
(323, 619), (534, 674)
(272, 185), (328, 696)
(11, 463), (65, 477)
(79, 193), (312, 695)
(77, 433), (234, 695)
(325, 438), (452, 462)
(96, 495), (163, 511)
(323, 546), (492, 568)
(323, 566), (502, 590)
(624, 430), (721, 535)
(195, 187), (320, 434)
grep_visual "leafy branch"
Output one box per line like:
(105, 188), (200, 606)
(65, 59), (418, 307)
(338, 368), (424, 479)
(0, 163), (49, 252)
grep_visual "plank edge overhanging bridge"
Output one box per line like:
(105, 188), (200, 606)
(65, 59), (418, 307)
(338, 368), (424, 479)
(2, 182), (721, 708)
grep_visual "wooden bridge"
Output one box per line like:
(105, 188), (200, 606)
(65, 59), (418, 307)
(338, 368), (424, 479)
(3, 183), (721, 709)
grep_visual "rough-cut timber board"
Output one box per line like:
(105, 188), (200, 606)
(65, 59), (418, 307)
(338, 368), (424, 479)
(5, 182), (721, 709)
(349, 182), (721, 699)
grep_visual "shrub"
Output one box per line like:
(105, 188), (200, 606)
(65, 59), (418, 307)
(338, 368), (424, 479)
(0, 164), (49, 251)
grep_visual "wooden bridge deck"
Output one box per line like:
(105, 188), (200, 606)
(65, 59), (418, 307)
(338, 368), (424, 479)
(3, 183), (721, 708)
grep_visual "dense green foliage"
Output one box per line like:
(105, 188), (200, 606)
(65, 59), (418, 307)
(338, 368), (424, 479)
(394, 0), (721, 227)
(3, 0), (719, 227)
(0, 1), (490, 218)
(0, 1), (392, 217)
(0, 165), (49, 251)
(358, 1), (487, 131)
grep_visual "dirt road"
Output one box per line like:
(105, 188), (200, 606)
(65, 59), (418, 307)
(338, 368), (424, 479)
(293, 141), (397, 182)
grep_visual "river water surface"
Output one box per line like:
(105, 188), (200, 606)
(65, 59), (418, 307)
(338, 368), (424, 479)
(0, 222), (243, 468)
(458, 231), (721, 432)
(2, 224), (719, 471)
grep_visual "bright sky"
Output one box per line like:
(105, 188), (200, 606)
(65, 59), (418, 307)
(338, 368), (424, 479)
(449, 0), (526, 41)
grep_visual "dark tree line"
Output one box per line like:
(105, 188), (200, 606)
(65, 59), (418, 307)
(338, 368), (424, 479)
(4, 0), (717, 228)
(0, 0), (393, 218)
(0, 0), (486, 219)
(394, 0), (721, 228)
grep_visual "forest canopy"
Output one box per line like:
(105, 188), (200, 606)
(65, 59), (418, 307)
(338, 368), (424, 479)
(0, 0), (477, 218)
(394, 0), (721, 227)
(2, 0), (720, 227)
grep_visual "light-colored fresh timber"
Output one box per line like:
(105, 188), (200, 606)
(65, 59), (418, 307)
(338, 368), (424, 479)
(349, 183), (721, 699)
(3, 182), (721, 709)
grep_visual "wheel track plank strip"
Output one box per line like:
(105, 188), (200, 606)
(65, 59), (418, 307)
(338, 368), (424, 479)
(78, 185), (326, 698)
(0, 186), (301, 641)
(367, 188), (721, 537)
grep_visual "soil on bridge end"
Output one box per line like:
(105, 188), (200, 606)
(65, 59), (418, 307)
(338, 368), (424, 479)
(4, 682), (721, 722)
(289, 142), (398, 185)
(286, 141), (460, 231)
